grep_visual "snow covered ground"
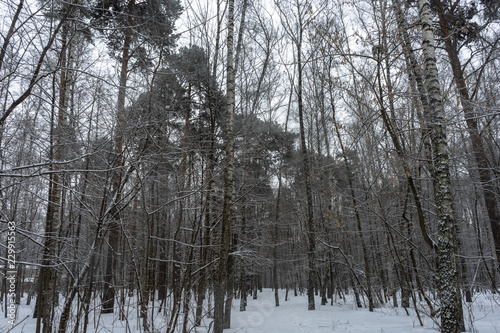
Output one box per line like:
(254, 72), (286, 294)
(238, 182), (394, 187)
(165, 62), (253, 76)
(226, 290), (500, 333)
(1, 289), (499, 332)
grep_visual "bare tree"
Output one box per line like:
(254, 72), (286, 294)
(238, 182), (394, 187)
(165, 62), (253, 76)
(214, 0), (236, 331)
(417, 0), (464, 331)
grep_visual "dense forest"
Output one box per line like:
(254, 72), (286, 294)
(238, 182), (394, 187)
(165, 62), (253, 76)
(0, 0), (499, 332)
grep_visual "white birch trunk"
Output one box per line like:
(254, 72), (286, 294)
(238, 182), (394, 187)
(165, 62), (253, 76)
(417, 1), (464, 332)
(214, 0), (235, 331)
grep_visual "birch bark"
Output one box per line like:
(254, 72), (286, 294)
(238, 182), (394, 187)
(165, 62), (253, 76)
(214, 0), (235, 331)
(417, 0), (464, 331)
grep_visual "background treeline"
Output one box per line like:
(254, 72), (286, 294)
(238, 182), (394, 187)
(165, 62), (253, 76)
(0, 0), (499, 332)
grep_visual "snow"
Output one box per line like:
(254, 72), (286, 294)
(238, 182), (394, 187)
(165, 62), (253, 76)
(227, 290), (432, 333)
(1, 289), (499, 332)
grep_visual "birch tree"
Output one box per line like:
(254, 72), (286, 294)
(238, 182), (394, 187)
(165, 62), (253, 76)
(417, 0), (464, 331)
(214, 0), (236, 331)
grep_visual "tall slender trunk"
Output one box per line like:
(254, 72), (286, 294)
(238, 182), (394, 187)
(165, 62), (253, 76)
(214, 0), (235, 331)
(195, 0), (222, 322)
(319, 60), (338, 307)
(222, 1), (247, 326)
(417, 1), (464, 331)
(272, 10), (292, 310)
(195, 123), (215, 325)
(294, 7), (316, 312)
(36, 19), (72, 332)
(102, 0), (135, 314)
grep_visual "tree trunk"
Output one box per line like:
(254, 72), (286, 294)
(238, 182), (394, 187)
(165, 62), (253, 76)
(102, 0), (134, 315)
(36, 20), (72, 332)
(214, 0), (235, 331)
(295, 6), (316, 312)
(417, 1), (464, 331)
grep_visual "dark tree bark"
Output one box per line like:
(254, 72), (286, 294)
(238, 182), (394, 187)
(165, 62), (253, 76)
(293, 4), (317, 311)
(36, 18), (72, 332)
(101, 0), (134, 314)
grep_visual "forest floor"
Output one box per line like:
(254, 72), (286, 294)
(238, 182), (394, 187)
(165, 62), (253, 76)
(1, 288), (499, 332)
